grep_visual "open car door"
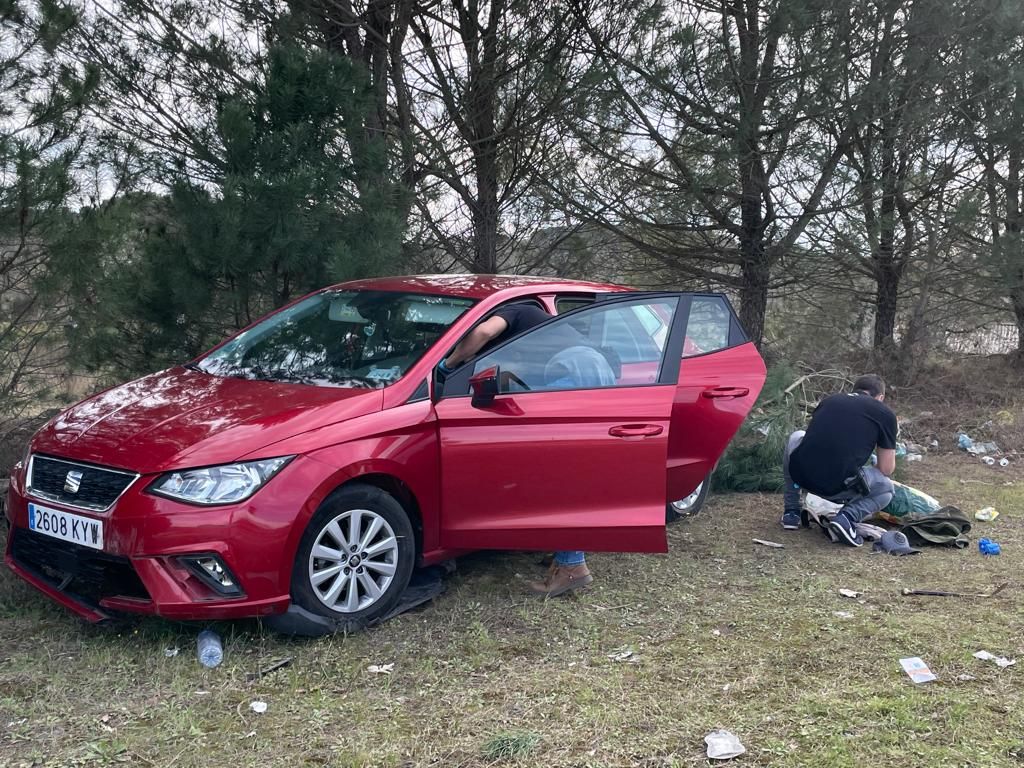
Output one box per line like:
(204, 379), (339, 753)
(666, 295), (767, 501)
(434, 293), (692, 554)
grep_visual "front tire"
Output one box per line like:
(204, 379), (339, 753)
(291, 484), (415, 625)
(666, 475), (712, 523)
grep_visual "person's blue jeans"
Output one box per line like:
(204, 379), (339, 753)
(783, 430), (895, 523)
(555, 551), (586, 566)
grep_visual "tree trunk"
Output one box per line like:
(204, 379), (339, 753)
(1011, 273), (1024, 359)
(465, 0), (504, 274)
(738, 255), (770, 346)
(873, 261), (899, 352)
(472, 158), (500, 273)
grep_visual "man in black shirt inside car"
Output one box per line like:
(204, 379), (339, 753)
(438, 302), (552, 372)
(781, 374), (897, 547)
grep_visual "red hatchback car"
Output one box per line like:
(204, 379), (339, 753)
(4, 275), (765, 629)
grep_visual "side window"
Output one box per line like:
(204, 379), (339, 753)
(474, 297), (678, 393)
(683, 297), (732, 357)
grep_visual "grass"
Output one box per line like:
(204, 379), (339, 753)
(1, 453), (1023, 767)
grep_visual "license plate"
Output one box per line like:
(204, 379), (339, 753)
(28, 503), (104, 550)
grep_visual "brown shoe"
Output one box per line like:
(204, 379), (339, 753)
(529, 564), (593, 597)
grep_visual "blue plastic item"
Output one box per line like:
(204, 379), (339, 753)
(958, 434), (974, 450)
(197, 629), (223, 668)
(978, 538), (1001, 556)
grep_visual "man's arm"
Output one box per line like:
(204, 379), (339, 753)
(876, 448), (896, 476)
(442, 316), (509, 369)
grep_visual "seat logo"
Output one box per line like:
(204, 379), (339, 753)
(64, 470), (83, 494)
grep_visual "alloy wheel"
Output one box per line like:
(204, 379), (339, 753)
(670, 482), (704, 513)
(307, 508), (399, 613)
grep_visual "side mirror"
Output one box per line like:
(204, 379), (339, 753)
(469, 366), (500, 406)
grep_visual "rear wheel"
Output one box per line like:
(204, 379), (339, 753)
(291, 484), (415, 625)
(666, 475), (711, 523)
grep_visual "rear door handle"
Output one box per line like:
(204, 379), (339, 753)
(609, 424), (664, 438)
(702, 387), (750, 399)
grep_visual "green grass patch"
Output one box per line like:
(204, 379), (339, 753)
(1, 455), (1022, 767)
(481, 731), (541, 761)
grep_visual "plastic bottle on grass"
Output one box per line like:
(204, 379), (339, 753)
(197, 629), (223, 668)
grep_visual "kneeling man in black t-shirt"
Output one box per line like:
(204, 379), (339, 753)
(781, 374), (897, 547)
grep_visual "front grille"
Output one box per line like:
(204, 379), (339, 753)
(10, 527), (150, 607)
(28, 455), (138, 512)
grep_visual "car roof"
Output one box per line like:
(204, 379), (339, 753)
(334, 274), (630, 300)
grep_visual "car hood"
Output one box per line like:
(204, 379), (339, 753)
(31, 367), (385, 474)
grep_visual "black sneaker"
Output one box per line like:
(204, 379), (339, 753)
(781, 511), (802, 530)
(828, 512), (864, 547)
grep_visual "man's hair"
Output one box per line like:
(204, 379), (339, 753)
(853, 373), (885, 397)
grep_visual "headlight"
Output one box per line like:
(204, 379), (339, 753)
(147, 457), (293, 506)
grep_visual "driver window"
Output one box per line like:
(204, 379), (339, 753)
(473, 297), (678, 393)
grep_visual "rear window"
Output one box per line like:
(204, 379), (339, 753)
(683, 297), (733, 357)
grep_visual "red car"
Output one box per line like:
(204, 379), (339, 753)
(4, 275), (765, 629)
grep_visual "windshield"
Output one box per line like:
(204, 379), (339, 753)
(197, 290), (475, 388)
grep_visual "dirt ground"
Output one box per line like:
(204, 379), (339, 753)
(1, 452), (1022, 767)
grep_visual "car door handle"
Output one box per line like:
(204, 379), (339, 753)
(702, 387), (750, 399)
(609, 424), (664, 438)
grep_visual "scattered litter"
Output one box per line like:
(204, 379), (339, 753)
(607, 647), (638, 663)
(246, 657), (294, 682)
(900, 656), (937, 684)
(839, 588), (862, 599)
(1000, 458), (1010, 467)
(956, 673), (976, 681)
(982, 456), (996, 466)
(705, 729), (746, 760)
(755, 424), (771, 436)
(979, 538), (1002, 556)
(958, 434), (1001, 455)
(975, 507), (1000, 522)
(930, 439), (940, 448)
(906, 453), (923, 462)
(752, 538), (784, 548)
(196, 629), (223, 669)
(974, 650), (1017, 669)
(367, 663), (395, 675)
(901, 583), (1007, 599)
(833, 611), (854, 619)
(164, 647), (179, 658)
(249, 700), (268, 714)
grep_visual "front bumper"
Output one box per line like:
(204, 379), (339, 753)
(4, 455), (333, 622)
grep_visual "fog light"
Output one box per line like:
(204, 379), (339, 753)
(179, 554), (243, 597)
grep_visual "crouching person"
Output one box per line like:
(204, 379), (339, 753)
(781, 374), (897, 547)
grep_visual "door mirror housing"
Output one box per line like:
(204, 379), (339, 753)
(469, 366), (500, 406)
